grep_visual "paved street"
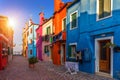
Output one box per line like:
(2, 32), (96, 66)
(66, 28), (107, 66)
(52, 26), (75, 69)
(0, 56), (115, 80)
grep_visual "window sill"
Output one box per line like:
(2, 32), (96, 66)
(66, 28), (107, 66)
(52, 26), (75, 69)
(70, 27), (78, 30)
(96, 15), (112, 21)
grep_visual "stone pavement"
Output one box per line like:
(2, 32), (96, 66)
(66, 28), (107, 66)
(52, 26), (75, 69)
(0, 56), (115, 80)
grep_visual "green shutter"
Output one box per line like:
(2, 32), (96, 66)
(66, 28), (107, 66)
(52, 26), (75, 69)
(50, 37), (53, 43)
(46, 28), (48, 35)
(68, 46), (71, 57)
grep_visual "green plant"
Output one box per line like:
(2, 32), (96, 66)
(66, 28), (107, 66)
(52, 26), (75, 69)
(103, 42), (116, 48)
(28, 57), (38, 64)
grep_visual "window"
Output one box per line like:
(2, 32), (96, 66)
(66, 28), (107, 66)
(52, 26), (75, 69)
(68, 45), (76, 58)
(46, 26), (51, 35)
(27, 31), (29, 36)
(30, 28), (32, 33)
(44, 46), (49, 53)
(30, 50), (32, 55)
(62, 18), (66, 31)
(30, 39), (32, 44)
(70, 11), (77, 29)
(37, 33), (40, 39)
(98, 0), (111, 19)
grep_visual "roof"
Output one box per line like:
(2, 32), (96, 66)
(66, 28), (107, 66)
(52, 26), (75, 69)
(53, 2), (72, 14)
(67, 0), (80, 9)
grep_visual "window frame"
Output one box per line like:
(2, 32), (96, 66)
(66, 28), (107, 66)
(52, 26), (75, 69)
(44, 45), (49, 53)
(46, 26), (51, 35)
(69, 43), (77, 58)
(62, 17), (66, 31)
(96, 0), (112, 21)
(70, 10), (78, 30)
(30, 50), (32, 55)
(30, 39), (32, 44)
(30, 28), (32, 33)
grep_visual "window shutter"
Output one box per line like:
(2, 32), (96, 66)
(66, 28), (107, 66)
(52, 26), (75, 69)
(50, 37), (53, 43)
(68, 46), (71, 57)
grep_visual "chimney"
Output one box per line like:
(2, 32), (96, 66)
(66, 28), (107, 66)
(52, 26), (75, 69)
(39, 12), (44, 25)
(54, 0), (64, 12)
(28, 18), (33, 26)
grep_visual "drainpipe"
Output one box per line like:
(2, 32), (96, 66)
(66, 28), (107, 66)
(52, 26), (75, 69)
(33, 25), (34, 57)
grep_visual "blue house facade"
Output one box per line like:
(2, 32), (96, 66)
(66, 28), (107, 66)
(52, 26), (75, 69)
(66, 0), (120, 79)
(28, 19), (39, 58)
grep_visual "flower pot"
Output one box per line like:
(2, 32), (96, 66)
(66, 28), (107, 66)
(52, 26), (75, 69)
(29, 64), (35, 68)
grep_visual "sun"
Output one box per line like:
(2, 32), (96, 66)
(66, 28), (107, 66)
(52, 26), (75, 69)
(8, 17), (16, 28)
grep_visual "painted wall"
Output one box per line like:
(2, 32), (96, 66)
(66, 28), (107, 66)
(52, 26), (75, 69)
(67, 0), (120, 79)
(28, 24), (38, 58)
(66, 0), (80, 59)
(36, 12), (44, 60)
(42, 18), (53, 61)
(0, 16), (13, 70)
(52, 1), (71, 65)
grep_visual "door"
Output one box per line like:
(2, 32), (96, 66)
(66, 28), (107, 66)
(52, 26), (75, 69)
(61, 44), (66, 65)
(99, 40), (111, 73)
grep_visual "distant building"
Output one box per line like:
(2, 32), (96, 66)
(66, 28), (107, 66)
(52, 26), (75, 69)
(27, 19), (38, 58)
(0, 15), (14, 70)
(22, 22), (28, 58)
(36, 12), (44, 60)
(42, 17), (53, 61)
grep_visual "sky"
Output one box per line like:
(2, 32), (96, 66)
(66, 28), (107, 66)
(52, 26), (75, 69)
(0, 0), (73, 52)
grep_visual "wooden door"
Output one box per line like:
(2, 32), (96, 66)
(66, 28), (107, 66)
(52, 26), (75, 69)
(61, 44), (66, 65)
(63, 44), (66, 63)
(99, 40), (111, 73)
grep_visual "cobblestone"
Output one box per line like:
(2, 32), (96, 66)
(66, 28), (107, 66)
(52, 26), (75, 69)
(0, 56), (115, 80)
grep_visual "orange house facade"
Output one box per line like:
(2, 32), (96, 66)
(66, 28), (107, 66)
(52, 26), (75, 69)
(0, 15), (14, 70)
(52, 0), (71, 65)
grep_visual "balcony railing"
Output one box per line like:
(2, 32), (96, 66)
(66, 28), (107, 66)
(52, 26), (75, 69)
(53, 31), (66, 42)
(42, 35), (53, 43)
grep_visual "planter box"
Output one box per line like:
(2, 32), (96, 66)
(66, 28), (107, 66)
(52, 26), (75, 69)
(29, 64), (35, 68)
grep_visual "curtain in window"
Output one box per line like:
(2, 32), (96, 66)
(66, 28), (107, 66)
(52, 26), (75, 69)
(104, 0), (111, 17)
(99, 0), (104, 18)
(99, 0), (111, 19)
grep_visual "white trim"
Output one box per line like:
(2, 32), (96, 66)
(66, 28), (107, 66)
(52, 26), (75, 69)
(62, 17), (66, 31)
(70, 10), (78, 30)
(69, 42), (77, 46)
(95, 36), (113, 77)
(69, 43), (77, 58)
(96, 0), (113, 21)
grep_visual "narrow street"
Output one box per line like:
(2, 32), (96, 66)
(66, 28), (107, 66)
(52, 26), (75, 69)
(0, 56), (115, 80)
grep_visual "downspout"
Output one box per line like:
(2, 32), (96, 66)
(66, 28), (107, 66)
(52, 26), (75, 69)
(33, 25), (34, 57)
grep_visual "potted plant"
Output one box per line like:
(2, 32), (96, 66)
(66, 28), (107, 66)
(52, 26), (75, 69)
(28, 57), (38, 68)
(103, 42), (116, 48)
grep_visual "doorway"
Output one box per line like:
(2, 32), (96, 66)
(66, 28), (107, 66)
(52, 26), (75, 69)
(99, 40), (111, 73)
(95, 36), (113, 77)
(61, 44), (66, 65)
